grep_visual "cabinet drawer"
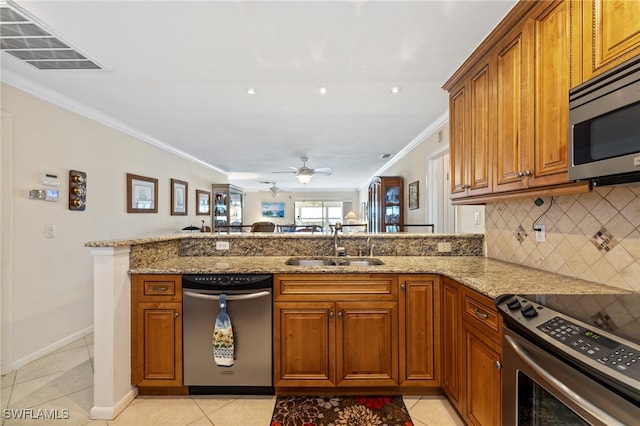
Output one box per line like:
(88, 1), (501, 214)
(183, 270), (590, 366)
(144, 281), (176, 296)
(274, 274), (397, 301)
(462, 288), (501, 342)
(132, 274), (182, 302)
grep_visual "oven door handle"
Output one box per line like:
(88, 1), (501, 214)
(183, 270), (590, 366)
(183, 290), (270, 301)
(505, 334), (624, 426)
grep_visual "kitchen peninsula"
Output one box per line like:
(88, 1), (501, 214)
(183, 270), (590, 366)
(86, 233), (628, 420)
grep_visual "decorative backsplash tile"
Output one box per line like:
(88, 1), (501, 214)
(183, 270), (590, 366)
(485, 186), (640, 292)
(591, 227), (617, 254)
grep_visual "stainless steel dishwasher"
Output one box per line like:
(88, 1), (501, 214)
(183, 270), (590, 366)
(182, 274), (273, 395)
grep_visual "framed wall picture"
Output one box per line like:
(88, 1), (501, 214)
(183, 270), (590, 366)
(262, 202), (285, 218)
(408, 180), (419, 210)
(126, 173), (158, 213)
(196, 189), (210, 215)
(171, 178), (188, 215)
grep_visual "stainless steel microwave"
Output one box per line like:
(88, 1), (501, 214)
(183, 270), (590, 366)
(569, 55), (640, 186)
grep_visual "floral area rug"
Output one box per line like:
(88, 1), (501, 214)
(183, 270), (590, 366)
(270, 395), (413, 426)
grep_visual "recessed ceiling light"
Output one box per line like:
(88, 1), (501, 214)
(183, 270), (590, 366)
(247, 88), (256, 95)
(390, 86), (401, 94)
(317, 86), (328, 95)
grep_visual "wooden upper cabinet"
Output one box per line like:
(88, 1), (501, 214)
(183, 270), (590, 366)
(445, 0), (594, 202)
(449, 59), (493, 199)
(528, 0), (573, 187)
(582, 0), (640, 83)
(449, 84), (468, 199)
(493, 23), (530, 193)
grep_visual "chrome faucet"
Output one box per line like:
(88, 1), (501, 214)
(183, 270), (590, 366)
(334, 222), (345, 257)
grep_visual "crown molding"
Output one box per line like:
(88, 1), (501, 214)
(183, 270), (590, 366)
(1, 69), (228, 175)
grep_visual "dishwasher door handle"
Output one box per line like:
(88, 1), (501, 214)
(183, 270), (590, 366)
(183, 290), (270, 301)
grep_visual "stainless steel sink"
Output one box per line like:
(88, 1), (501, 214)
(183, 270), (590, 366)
(344, 258), (385, 266)
(285, 258), (337, 266)
(285, 257), (384, 267)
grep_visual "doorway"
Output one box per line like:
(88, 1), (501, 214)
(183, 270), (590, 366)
(427, 150), (455, 233)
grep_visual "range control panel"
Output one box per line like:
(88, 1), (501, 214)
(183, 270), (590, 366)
(496, 295), (640, 385)
(538, 316), (640, 381)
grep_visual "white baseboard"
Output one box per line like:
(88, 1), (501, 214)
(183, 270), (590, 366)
(90, 387), (137, 420)
(10, 326), (94, 371)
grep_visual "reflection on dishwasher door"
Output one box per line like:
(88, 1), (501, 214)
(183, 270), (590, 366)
(182, 274), (273, 394)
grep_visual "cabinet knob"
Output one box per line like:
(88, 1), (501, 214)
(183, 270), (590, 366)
(329, 311), (335, 319)
(517, 170), (531, 178)
(401, 283), (406, 290)
(338, 311), (343, 319)
(495, 361), (502, 370)
(174, 312), (179, 318)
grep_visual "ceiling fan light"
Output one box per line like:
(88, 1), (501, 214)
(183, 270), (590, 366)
(269, 184), (280, 198)
(296, 174), (312, 184)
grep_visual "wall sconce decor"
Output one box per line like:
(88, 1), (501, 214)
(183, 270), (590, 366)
(69, 170), (86, 211)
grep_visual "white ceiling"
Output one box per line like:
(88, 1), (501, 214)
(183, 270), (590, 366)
(1, 0), (516, 192)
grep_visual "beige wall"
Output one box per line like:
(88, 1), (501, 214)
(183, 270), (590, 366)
(1, 84), (227, 371)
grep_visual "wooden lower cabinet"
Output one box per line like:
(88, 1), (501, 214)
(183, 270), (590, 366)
(274, 273), (447, 393)
(441, 277), (463, 412)
(442, 277), (503, 426)
(399, 275), (441, 388)
(274, 300), (398, 388)
(463, 321), (502, 426)
(131, 274), (184, 390)
(337, 301), (398, 387)
(274, 302), (335, 387)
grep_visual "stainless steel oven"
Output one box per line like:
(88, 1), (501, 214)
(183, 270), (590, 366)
(182, 274), (273, 395)
(496, 295), (640, 426)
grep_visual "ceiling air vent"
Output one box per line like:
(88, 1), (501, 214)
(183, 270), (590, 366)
(0, 1), (102, 70)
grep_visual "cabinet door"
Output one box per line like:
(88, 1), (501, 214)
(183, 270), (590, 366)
(463, 322), (502, 426)
(493, 25), (530, 193)
(467, 60), (493, 196)
(132, 302), (182, 387)
(441, 279), (462, 412)
(336, 301), (398, 387)
(274, 302), (335, 387)
(449, 83), (469, 199)
(583, 0), (640, 82)
(381, 178), (403, 232)
(528, 0), (572, 187)
(399, 275), (440, 386)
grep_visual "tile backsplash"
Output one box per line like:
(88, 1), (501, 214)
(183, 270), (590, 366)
(485, 186), (640, 292)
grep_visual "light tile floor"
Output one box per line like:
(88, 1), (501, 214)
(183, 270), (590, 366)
(1, 335), (464, 425)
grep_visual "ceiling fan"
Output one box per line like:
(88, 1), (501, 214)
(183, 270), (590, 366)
(273, 156), (332, 184)
(261, 181), (281, 198)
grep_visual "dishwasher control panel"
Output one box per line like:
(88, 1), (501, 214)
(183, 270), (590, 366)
(182, 274), (273, 290)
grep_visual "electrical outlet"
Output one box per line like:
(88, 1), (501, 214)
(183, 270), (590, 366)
(437, 242), (452, 252)
(216, 241), (230, 250)
(474, 211), (481, 225)
(535, 224), (546, 243)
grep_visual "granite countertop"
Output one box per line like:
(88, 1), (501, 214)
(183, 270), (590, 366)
(85, 232), (482, 247)
(129, 255), (630, 299)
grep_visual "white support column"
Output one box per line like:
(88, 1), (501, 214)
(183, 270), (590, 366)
(89, 246), (137, 420)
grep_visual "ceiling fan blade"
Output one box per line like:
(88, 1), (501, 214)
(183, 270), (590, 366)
(314, 170), (332, 176)
(314, 167), (332, 173)
(272, 171), (297, 174)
